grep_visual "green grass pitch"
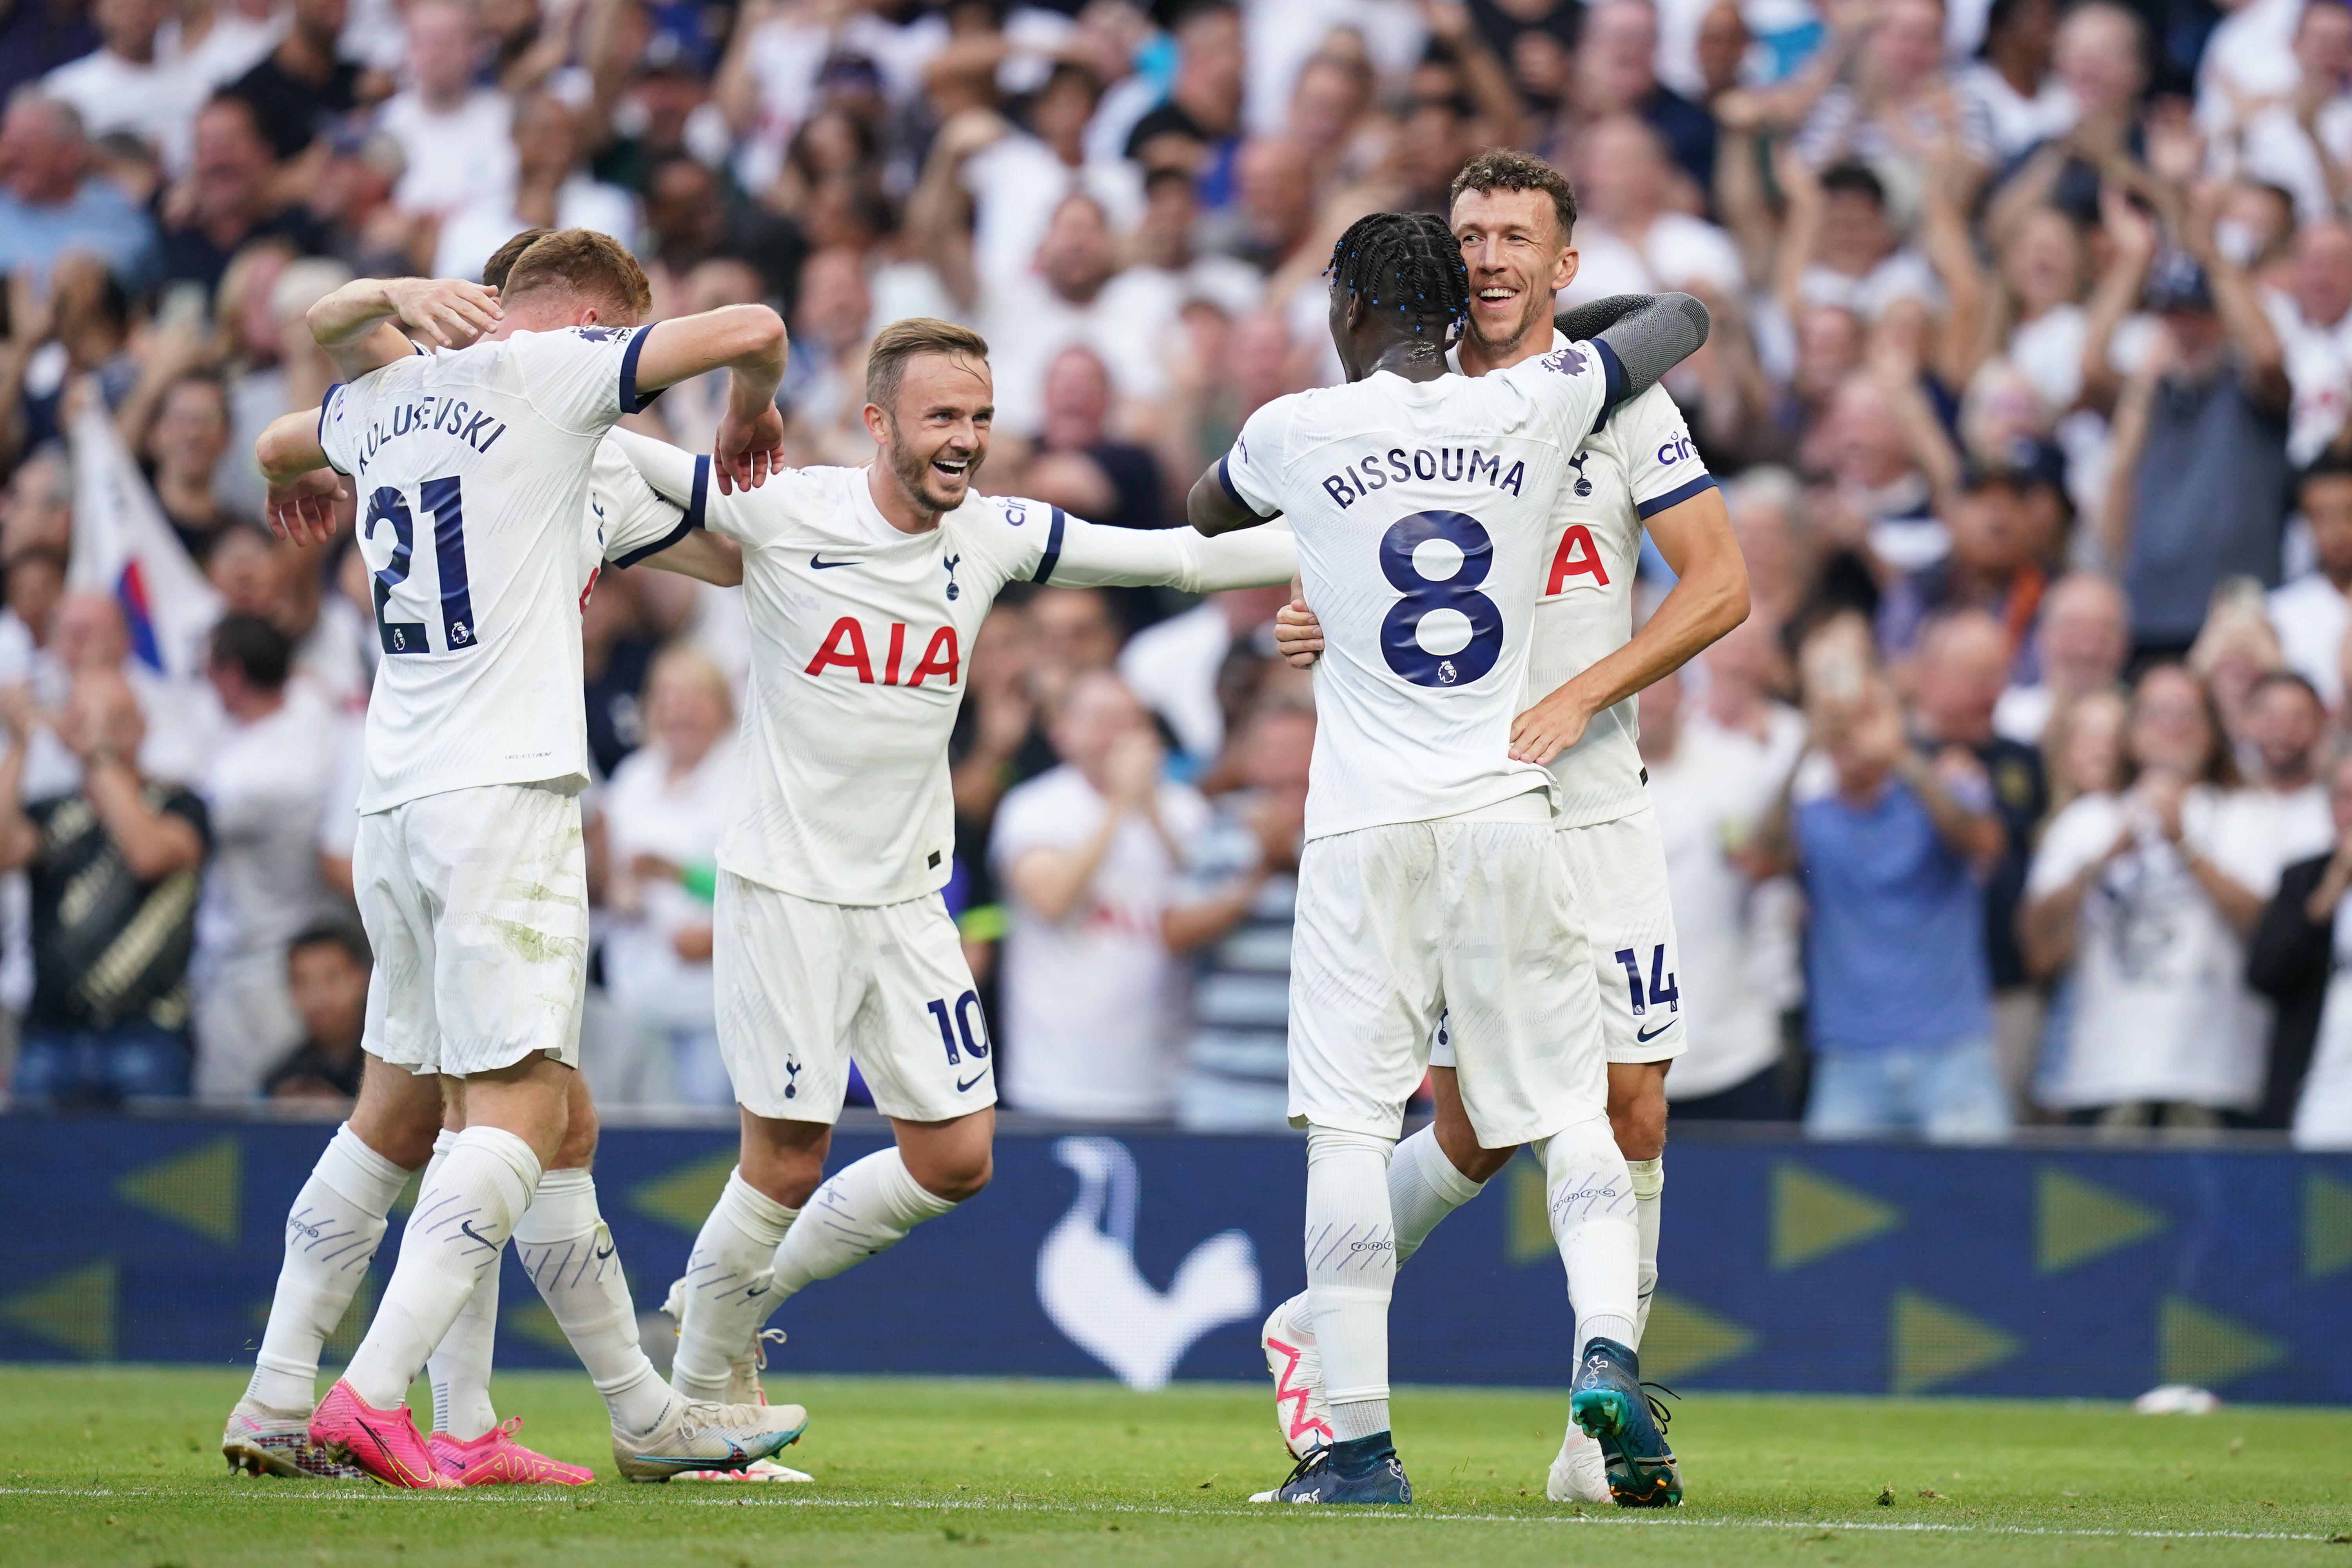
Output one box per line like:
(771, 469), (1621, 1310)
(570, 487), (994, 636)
(2, 1368), (2350, 1566)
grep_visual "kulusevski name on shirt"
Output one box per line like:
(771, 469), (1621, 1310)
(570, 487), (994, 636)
(333, 392), (509, 479)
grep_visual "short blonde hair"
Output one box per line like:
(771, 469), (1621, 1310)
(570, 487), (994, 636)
(865, 317), (989, 412)
(503, 228), (652, 323)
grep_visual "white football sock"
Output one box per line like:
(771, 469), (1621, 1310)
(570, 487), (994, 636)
(343, 1126), (540, 1410)
(416, 1132), (499, 1441)
(673, 1169), (797, 1403)
(1389, 1124), (1487, 1267)
(245, 1123), (414, 1412)
(1532, 1118), (1640, 1357)
(769, 1149), (956, 1299)
(1628, 1157), (1664, 1345)
(1303, 1126), (1396, 1439)
(512, 1166), (673, 1434)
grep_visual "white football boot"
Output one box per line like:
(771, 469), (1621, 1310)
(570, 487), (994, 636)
(659, 1280), (813, 1483)
(612, 1396), (807, 1483)
(1259, 1294), (1333, 1458)
(1547, 1421), (1613, 1503)
(221, 1395), (368, 1480)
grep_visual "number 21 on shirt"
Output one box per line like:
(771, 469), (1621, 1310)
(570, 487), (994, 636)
(364, 475), (475, 655)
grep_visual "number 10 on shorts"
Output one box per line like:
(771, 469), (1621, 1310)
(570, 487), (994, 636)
(925, 990), (991, 1064)
(1612, 945), (1678, 1017)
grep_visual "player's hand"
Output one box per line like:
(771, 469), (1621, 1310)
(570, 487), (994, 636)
(387, 277), (502, 350)
(1274, 599), (1323, 669)
(265, 468), (349, 545)
(714, 404), (786, 494)
(1509, 686), (1598, 765)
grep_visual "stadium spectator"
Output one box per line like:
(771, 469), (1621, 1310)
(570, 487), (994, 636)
(0, 663), (209, 1105)
(1641, 668), (1795, 1119)
(2249, 747), (2352, 1141)
(2270, 455), (2352, 706)
(992, 671), (1209, 1122)
(156, 95), (327, 297)
(379, 0), (516, 217)
(190, 612), (339, 1102)
(1995, 571), (2129, 744)
(2022, 664), (2282, 1124)
(259, 917), (369, 1106)
(0, 90), (156, 280)
(223, 0), (366, 160)
(40, 0), (204, 169)
(601, 644), (737, 1107)
(1170, 697), (1310, 1130)
(1758, 637), (2009, 1140)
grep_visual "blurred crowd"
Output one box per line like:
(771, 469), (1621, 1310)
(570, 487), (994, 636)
(7, 0), (2352, 1145)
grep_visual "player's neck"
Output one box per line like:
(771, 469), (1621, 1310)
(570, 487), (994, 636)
(1455, 319), (1551, 377)
(866, 461), (945, 536)
(1357, 339), (1446, 383)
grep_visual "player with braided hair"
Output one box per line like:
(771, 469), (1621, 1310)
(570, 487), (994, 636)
(1187, 212), (1707, 1507)
(1322, 211), (1472, 356)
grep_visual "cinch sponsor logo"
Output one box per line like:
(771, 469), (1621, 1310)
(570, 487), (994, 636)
(804, 617), (960, 686)
(1655, 434), (1697, 465)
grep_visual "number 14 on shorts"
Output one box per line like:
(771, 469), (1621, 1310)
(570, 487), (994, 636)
(1612, 945), (1678, 1016)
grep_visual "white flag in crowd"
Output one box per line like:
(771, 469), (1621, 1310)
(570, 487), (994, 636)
(65, 390), (220, 681)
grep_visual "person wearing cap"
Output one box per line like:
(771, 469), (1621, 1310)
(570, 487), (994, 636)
(2085, 191), (2291, 662)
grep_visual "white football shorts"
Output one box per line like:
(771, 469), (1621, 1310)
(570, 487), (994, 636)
(1428, 801), (1686, 1073)
(713, 871), (996, 1125)
(355, 782), (589, 1078)
(1287, 795), (1608, 1148)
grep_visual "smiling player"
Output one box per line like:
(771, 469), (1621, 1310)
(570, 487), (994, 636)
(1258, 152), (1749, 1507)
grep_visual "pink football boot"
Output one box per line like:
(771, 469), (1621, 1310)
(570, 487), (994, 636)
(307, 1379), (460, 1489)
(430, 1419), (595, 1486)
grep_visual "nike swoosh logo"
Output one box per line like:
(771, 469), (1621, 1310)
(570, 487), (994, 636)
(458, 1220), (495, 1252)
(956, 1071), (988, 1093)
(809, 554), (853, 569)
(594, 1242), (615, 1261)
(744, 1284), (769, 1298)
(1635, 1018), (1676, 1043)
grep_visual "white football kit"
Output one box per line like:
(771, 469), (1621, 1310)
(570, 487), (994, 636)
(1219, 342), (1627, 1147)
(607, 431), (1296, 1125)
(1428, 345), (1719, 1077)
(319, 328), (675, 1076)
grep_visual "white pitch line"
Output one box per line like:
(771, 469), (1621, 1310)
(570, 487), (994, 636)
(0, 1487), (2342, 1543)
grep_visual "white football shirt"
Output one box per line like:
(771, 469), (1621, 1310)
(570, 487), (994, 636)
(1220, 345), (1617, 839)
(319, 325), (657, 812)
(1486, 334), (1715, 827)
(603, 430), (1298, 907)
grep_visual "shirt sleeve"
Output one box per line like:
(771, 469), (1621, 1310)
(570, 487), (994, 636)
(589, 439), (693, 567)
(1045, 511), (1296, 591)
(318, 381), (359, 476)
(510, 325), (659, 436)
(1218, 395), (1295, 519)
(1500, 339), (1613, 451)
(1613, 384), (1717, 520)
(601, 425), (780, 546)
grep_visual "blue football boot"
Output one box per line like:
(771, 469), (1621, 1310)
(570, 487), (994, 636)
(1250, 1435), (1412, 1505)
(1569, 1337), (1682, 1507)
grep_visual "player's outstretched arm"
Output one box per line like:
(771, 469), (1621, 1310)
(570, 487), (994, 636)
(636, 529), (743, 587)
(625, 305), (788, 494)
(1184, 463), (1275, 537)
(255, 408), (348, 546)
(1048, 512), (1296, 592)
(307, 277), (505, 381)
(1589, 292), (1710, 405)
(1507, 483), (1748, 765)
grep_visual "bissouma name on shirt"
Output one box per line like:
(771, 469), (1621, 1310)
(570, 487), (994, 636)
(343, 396), (510, 478)
(1319, 446), (1529, 508)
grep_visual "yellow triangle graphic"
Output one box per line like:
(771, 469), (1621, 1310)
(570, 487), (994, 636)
(2158, 1295), (2287, 1389)
(502, 1301), (573, 1354)
(1889, 1289), (2016, 1394)
(1506, 1152), (1553, 1263)
(1639, 1293), (1757, 1382)
(113, 1136), (240, 1245)
(629, 1151), (737, 1233)
(1773, 1162), (1901, 1270)
(0, 1259), (118, 1359)
(2037, 1165), (2167, 1273)
(2305, 1171), (2352, 1279)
